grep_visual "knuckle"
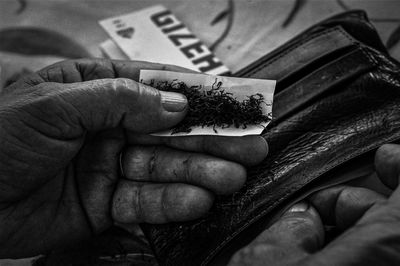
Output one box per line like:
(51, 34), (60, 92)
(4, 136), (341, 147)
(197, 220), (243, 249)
(375, 143), (400, 166)
(110, 78), (158, 106)
(112, 181), (141, 223)
(337, 187), (360, 206)
(105, 78), (127, 93)
(78, 59), (115, 80)
(36, 59), (75, 83)
(182, 154), (195, 182)
(123, 146), (156, 181)
(137, 81), (159, 100)
(135, 185), (143, 222)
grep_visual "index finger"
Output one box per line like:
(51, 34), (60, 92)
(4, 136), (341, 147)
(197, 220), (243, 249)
(128, 134), (269, 167)
(6, 59), (195, 93)
(375, 144), (400, 190)
(229, 202), (324, 266)
(375, 143), (400, 203)
(309, 185), (385, 231)
(40, 59), (195, 83)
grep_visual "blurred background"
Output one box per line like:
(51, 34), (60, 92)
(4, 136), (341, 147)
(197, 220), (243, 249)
(1, 0), (399, 90)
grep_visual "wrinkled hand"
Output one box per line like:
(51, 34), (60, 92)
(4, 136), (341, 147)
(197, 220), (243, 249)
(0, 59), (268, 258)
(230, 144), (400, 266)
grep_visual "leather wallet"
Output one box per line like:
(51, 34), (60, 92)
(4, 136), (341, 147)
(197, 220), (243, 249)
(141, 10), (400, 265)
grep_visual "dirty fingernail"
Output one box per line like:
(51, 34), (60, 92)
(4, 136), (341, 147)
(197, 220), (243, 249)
(287, 201), (309, 213)
(160, 91), (187, 112)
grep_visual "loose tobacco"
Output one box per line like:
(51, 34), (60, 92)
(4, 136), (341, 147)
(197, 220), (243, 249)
(145, 79), (271, 134)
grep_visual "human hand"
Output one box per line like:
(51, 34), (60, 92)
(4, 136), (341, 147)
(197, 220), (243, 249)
(229, 144), (400, 266)
(0, 59), (268, 258)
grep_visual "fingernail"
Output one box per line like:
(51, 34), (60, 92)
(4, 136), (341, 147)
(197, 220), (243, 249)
(261, 137), (269, 156)
(160, 91), (187, 112)
(287, 202), (309, 213)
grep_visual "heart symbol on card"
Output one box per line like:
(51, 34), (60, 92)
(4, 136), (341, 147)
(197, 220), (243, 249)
(116, 27), (134, 39)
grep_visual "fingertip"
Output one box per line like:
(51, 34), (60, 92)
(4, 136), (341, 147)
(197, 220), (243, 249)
(375, 144), (400, 189)
(235, 136), (269, 166)
(211, 135), (268, 166)
(277, 203), (324, 252)
(118, 80), (187, 133)
(250, 136), (269, 165)
(250, 202), (324, 255)
(164, 184), (214, 221)
(203, 160), (247, 195)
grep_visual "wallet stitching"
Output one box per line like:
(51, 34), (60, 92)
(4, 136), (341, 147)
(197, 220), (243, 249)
(246, 27), (354, 76)
(244, 26), (356, 78)
(275, 46), (371, 117)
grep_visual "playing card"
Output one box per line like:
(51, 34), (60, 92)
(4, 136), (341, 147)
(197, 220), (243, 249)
(99, 39), (127, 60)
(99, 5), (230, 75)
(140, 70), (276, 137)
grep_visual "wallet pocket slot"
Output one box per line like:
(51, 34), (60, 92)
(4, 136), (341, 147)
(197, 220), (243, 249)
(276, 44), (356, 91)
(236, 26), (359, 89)
(272, 47), (375, 123)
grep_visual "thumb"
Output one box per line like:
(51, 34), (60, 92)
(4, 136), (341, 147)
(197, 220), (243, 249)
(229, 202), (324, 266)
(266, 202), (325, 253)
(25, 78), (187, 138)
(375, 144), (400, 190)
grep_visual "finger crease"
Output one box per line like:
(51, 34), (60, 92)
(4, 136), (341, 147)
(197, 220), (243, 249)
(111, 62), (119, 78)
(161, 186), (169, 222)
(173, 170), (179, 180)
(182, 156), (193, 183)
(148, 147), (158, 180)
(135, 185), (143, 222)
(334, 188), (349, 226)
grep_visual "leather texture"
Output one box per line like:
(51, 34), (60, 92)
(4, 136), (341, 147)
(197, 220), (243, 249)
(141, 10), (400, 266)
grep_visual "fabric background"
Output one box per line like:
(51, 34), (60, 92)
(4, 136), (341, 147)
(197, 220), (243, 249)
(1, 0), (399, 89)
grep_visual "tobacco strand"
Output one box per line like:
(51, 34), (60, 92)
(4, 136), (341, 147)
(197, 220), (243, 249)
(145, 79), (271, 134)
